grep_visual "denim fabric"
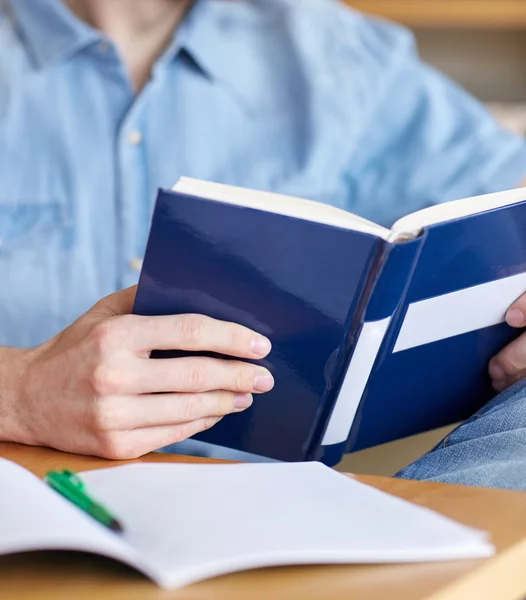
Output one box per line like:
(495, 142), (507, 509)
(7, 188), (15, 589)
(396, 380), (526, 490)
(2, 0), (526, 348)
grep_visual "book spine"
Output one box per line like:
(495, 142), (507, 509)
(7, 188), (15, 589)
(302, 238), (389, 463)
(316, 235), (425, 465)
(345, 234), (427, 455)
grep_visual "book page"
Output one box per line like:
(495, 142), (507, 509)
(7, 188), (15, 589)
(0, 459), (154, 582)
(173, 177), (391, 239)
(80, 462), (493, 590)
(392, 186), (526, 235)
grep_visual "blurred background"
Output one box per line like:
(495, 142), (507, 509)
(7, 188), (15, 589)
(348, 0), (526, 135)
(337, 0), (526, 476)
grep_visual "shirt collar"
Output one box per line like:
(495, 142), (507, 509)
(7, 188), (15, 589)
(9, 0), (279, 113)
(8, 0), (101, 67)
(177, 1), (281, 113)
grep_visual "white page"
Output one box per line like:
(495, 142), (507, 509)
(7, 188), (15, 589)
(173, 177), (391, 239)
(78, 462), (493, 589)
(0, 459), (160, 582)
(393, 185), (526, 234)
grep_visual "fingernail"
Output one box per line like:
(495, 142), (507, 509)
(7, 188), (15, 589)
(251, 335), (272, 357)
(507, 308), (525, 327)
(234, 393), (253, 409)
(253, 371), (274, 392)
(489, 361), (505, 381)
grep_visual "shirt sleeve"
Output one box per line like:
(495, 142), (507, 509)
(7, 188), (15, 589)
(342, 17), (526, 227)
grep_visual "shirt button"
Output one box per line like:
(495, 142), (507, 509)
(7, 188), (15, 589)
(129, 258), (143, 271)
(127, 130), (143, 146)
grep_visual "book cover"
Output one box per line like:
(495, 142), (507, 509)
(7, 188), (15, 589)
(133, 189), (386, 462)
(346, 202), (526, 453)
(134, 182), (526, 465)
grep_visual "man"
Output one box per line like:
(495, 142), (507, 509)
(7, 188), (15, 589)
(2, 0), (526, 488)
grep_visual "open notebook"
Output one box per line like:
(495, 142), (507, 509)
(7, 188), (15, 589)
(133, 179), (526, 464)
(1, 459), (492, 589)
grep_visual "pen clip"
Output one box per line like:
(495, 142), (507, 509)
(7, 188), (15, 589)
(45, 469), (87, 496)
(60, 469), (86, 491)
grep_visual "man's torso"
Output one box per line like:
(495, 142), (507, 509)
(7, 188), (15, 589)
(2, 0), (525, 347)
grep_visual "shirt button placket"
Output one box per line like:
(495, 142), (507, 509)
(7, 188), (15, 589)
(117, 115), (147, 290)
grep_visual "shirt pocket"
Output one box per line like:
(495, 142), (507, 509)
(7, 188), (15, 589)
(0, 196), (72, 255)
(0, 196), (75, 347)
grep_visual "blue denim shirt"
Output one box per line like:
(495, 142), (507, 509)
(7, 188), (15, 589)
(2, 0), (526, 348)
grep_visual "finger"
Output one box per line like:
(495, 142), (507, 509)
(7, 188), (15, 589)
(120, 313), (271, 359)
(491, 373), (523, 393)
(91, 392), (253, 431)
(506, 293), (526, 328)
(489, 333), (526, 389)
(128, 356), (274, 395)
(96, 417), (224, 460)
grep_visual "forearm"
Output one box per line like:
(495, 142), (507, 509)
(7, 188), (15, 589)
(0, 346), (30, 442)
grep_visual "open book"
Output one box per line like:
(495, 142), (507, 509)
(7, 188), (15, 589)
(1, 459), (493, 589)
(133, 179), (526, 464)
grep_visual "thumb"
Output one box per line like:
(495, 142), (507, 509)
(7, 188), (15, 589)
(506, 293), (526, 328)
(90, 286), (138, 318)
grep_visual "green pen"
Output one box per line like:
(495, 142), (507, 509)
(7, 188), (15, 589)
(45, 469), (124, 533)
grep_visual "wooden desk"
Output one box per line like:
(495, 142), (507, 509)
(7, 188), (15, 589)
(3, 443), (526, 600)
(345, 1), (526, 29)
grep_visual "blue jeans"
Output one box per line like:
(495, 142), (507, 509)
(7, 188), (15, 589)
(395, 379), (526, 490)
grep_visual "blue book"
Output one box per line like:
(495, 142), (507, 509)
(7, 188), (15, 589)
(133, 178), (526, 465)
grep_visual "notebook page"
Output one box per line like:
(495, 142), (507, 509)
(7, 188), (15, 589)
(81, 462), (493, 590)
(0, 459), (158, 582)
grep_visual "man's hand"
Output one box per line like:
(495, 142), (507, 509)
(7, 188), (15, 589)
(489, 295), (526, 391)
(0, 287), (273, 459)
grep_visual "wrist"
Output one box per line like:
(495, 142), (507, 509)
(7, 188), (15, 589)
(0, 346), (33, 443)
